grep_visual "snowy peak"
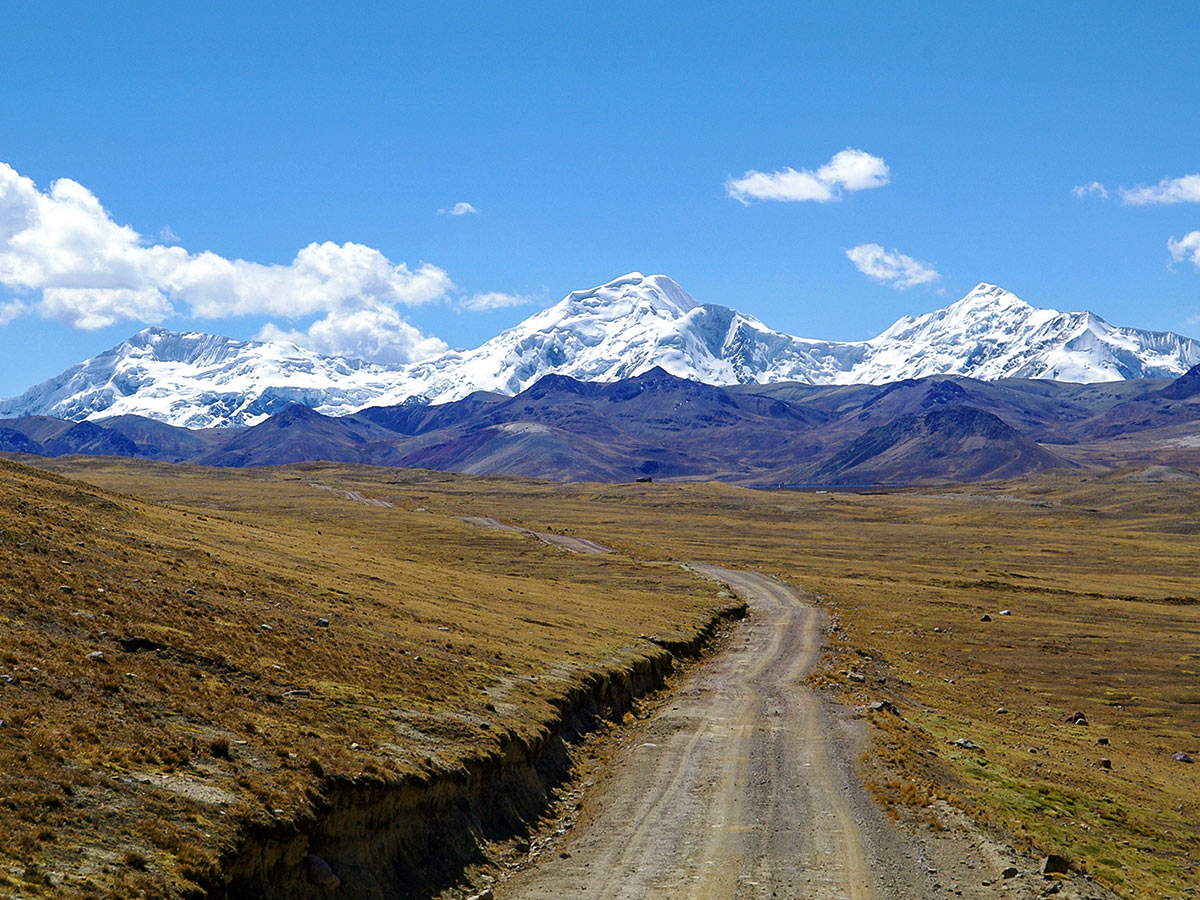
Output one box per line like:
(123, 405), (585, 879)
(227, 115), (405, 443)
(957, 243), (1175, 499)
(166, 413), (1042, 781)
(4, 273), (1200, 429)
(951, 282), (1034, 313)
(558, 272), (698, 317)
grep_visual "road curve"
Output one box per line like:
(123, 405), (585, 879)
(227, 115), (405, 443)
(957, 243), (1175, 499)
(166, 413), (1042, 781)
(500, 564), (920, 900)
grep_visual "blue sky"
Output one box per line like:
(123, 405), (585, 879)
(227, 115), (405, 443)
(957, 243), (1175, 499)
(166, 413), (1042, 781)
(2, 1), (1199, 397)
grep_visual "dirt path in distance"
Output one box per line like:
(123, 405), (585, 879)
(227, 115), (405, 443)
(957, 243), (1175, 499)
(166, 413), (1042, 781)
(462, 515), (613, 554)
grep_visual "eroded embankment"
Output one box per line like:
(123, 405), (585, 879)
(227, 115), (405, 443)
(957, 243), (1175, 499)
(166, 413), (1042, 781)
(209, 603), (746, 900)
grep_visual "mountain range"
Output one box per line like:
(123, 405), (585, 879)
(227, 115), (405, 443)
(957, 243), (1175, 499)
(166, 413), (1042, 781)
(4, 362), (1200, 485)
(4, 273), (1198, 429)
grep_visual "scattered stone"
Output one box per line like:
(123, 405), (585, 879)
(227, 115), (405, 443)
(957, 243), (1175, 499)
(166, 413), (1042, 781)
(999, 609), (1011, 616)
(1039, 854), (1071, 876)
(953, 738), (981, 750)
(437, 625), (451, 632)
(316, 618), (330, 627)
(933, 626), (943, 633)
(1097, 737), (1109, 745)
(847, 671), (866, 683)
(980, 614), (992, 622)
(1065, 711), (1088, 725)
(1173, 751), (1194, 763)
(868, 700), (898, 714)
(283, 689), (311, 699)
(468, 890), (494, 900)
(260, 624), (274, 632)
(303, 854), (340, 889)
(58, 585), (73, 594)
(184, 587), (196, 595)
(0, 674), (12, 684)
(1098, 758), (1112, 769)
(996, 707), (1009, 714)
(1001, 867), (1020, 879)
(86, 650), (105, 662)
(1041, 881), (1062, 895)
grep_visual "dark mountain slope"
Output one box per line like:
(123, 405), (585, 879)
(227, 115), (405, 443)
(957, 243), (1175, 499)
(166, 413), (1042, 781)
(193, 404), (401, 467)
(806, 405), (1076, 484)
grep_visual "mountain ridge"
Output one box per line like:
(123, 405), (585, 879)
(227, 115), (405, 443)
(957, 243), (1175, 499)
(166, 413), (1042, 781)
(3, 273), (1198, 428)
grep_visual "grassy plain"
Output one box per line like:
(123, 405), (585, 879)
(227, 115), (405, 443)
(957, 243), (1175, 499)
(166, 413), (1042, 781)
(9, 456), (1200, 899)
(0, 459), (735, 898)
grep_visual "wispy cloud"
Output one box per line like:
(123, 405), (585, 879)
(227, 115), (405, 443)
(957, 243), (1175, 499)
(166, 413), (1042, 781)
(1072, 181), (1109, 200)
(726, 148), (889, 204)
(846, 243), (941, 289)
(1168, 231), (1200, 268)
(1120, 173), (1200, 206)
(438, 201), (478, 216)
(0, 161), (452, 363)
(459, 291), (537, 312)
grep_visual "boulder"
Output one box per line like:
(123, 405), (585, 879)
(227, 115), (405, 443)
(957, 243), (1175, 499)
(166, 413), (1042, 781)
(1173, 751), (1194, 764)
(1098, 758), (1112, 769)
(980, 614), (992, 622)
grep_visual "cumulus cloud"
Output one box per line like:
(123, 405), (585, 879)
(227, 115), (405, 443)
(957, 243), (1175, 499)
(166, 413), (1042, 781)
(1120, 173), (1200, 206)
(459, 291), (537, 312)
(438, 201), (478, 216)
(846, 243), (941, 289)
(257, 305), (448, 365)
(726, 149), (889, 204)
(1168, 231), (1200, 268)
(1072, 181), (1110, 200)
(0, 161), (454, 362)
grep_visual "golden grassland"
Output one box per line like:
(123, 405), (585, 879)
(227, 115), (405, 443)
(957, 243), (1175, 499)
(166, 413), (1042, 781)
(10, 455), (1200, 900)
(0, 459), (735, 898)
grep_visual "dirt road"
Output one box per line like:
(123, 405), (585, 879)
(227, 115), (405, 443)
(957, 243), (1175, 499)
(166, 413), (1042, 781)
(500, 564), (927, 900)
(462, 516), (613, 554)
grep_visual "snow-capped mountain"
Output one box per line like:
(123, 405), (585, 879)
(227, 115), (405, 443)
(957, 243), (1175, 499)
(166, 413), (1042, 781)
(4, 273), (1198, 428)
(0, 329), (407, 428)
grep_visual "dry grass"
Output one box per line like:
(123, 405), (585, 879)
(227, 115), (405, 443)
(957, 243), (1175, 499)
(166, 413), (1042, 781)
(15, 456), (1200, 899)
(0, 459), (733, 897)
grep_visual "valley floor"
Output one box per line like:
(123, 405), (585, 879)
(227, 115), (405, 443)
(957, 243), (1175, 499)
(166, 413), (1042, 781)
(3, 457), (1197, 899)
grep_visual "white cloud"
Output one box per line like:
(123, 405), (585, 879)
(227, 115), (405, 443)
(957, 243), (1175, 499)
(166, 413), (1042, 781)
(438, 201), (478, 216)
(459, 290), (537, 312)
(0, 161), (454, 349)
(726, 148), (889, 204)
(257, 304), (448, 365)
(0, 299), (28, 325)
(1120, 173), (1200, 206)
(1168, 231), (1200, 268)
(846, 243), (941, 289)
(1072, 181), (1110, 200)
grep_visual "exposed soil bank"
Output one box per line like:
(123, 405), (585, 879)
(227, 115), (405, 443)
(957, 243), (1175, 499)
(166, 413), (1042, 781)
(208, 602), (746, 900)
